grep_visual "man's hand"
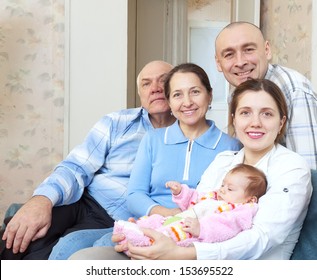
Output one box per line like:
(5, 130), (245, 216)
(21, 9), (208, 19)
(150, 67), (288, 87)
(2, 195), (53, 254)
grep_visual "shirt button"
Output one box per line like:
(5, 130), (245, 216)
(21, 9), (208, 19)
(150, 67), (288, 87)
(283, 188), (289, 193)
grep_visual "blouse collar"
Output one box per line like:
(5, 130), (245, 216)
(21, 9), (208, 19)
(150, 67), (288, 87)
(163, 120), (223, 150)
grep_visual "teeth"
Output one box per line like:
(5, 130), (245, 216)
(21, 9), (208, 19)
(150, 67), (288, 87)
(237, 71), (251, 76)
(183, 110), (195, 115)
(249, 132), (262, 136)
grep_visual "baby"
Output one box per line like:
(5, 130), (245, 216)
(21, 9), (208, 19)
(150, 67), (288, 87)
(114, 163), (267, 247)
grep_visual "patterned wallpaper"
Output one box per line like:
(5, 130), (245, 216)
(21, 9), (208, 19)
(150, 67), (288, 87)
(0, 0), (65, 222)
(0, 0), (313, 223)
(261, 0), (312, 79)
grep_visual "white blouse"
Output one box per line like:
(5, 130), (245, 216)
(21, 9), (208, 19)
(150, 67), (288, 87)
(194, 144), (312, 259)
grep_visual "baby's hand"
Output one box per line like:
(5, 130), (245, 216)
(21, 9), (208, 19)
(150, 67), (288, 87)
(128, 217), (136, 223)
(165, 181), (182, 195)
(183, 217), (200, 237)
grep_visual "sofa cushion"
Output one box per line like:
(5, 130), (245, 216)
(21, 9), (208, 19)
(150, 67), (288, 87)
(291, 169), (317, 260)
(1, 203), (23, 230)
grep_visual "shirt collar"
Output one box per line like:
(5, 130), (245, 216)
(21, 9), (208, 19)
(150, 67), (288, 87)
(264, 64), (273, 79)
(140, 107), (153, 128)
(164, 120), (223, 150)
(232, 145), (277, 175)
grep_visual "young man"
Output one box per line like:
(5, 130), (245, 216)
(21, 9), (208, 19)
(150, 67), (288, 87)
(215, 21), (317, 169)
(1, 60), (176, 259)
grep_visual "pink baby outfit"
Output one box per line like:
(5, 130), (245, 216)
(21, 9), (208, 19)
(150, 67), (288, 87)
(113, 184), (258, 247)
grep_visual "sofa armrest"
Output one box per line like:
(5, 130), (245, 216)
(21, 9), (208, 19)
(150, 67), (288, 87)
(291, 169), (317, 260)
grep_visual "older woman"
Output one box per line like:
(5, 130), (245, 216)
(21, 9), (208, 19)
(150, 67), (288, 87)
(125, 63), (241, 219)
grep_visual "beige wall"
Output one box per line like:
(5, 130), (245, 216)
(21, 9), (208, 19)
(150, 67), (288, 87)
(0, 0), (314, 223)
(0, 1), (65, 222)
(261, 0), (312, 79)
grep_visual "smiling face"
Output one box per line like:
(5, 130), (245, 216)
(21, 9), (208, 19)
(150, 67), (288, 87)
(168, 72), (212, 132)
(233, 89), (286, 161)
(215, 23), (272, 87)
(138, 61), (173, 116)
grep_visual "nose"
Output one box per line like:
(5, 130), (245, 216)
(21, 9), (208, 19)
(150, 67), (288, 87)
(150, 80), (163, 94)
(235, 51), (247, 68)
(250, 114), (262, 127)
(182, 93), (193, 107)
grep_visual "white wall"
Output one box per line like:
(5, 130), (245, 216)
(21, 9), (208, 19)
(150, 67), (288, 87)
(65, 0), (128, 153)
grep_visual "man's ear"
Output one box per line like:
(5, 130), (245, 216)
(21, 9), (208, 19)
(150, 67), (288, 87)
(264, 40), (272, 60)
(215, 55), (223, 72)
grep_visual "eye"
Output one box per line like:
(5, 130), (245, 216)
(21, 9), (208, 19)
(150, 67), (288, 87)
(142, 82), (150, 88)
(244, 47), (256, 54)
(172, 92), (182, 98)
(190, 89), (200, 96)
(240, 110), (250, 116)
(224, 52), (233, 59)
(158, 77), (165, 85)
(261, 111), (273, 117)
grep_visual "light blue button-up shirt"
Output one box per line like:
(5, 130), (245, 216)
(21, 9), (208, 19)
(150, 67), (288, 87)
(34, 108), (154, 221)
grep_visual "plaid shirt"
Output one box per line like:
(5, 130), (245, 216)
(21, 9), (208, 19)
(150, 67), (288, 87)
(34, 107), (153, 220)
(265, 64), (317, 169)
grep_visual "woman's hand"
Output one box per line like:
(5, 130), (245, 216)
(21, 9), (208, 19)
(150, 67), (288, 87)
(112, 216), (137, 255)
(112, 233), (129, 253)
(149, 206), (182, 217)
(126, 228), (197, 260)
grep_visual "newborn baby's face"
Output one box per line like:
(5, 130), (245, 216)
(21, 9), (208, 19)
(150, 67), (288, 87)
(217, 172), (250, 203)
